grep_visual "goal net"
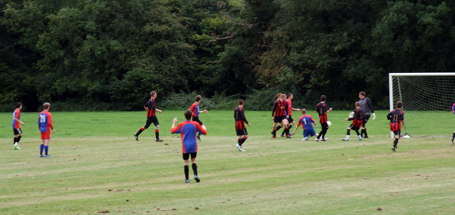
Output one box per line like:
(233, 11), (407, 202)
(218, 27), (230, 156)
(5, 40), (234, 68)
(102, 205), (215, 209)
(389, 73), (455, 137)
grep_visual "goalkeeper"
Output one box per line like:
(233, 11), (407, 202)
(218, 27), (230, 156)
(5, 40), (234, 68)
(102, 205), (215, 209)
(358, 91), (375, 138)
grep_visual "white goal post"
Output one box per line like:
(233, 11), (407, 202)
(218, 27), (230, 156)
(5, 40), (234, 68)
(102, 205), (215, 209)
(389, 72), (455, 138)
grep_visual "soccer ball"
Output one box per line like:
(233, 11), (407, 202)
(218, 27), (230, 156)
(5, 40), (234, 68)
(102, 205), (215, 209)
(348, 112), (354, 118)
(327, 121), (331, 127)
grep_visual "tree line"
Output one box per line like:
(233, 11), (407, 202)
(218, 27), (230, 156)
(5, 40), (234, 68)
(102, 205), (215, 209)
(1, 0), (455, 111)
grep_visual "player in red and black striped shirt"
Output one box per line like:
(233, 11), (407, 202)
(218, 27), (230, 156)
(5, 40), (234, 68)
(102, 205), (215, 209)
(134, 91), (163, 142)
(272, 94), (290, 138)
(280, 93), (300, 137)
(234, 99), (250, 151)
(387, 101), (404, 152)
(342, 102), (365, 141)
(315, 95), (333, 142)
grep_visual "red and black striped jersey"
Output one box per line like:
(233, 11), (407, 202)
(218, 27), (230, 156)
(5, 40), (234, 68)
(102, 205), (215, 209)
(144, 98), (156, 117)
(272, 100), (288, 117)
(387, 108), (404, 124)
(234, 107), (248, 129)
(348, 108), (365, 127)
(316, 102), (328, 123)
(286, 99), (293, 115)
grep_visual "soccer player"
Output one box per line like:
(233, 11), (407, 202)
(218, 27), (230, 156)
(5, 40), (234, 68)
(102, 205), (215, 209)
(292, 109), (318, 141)
(452, 102), (455, 145)
(342, 102), (365, 141)
(171, 109), (207, 183)
(189, 95), (208, 142)
(315, 95), (333, 142)
(281, 93), (300, 137)
(12, 102), (25, 150)
(234, 99), (250, 151)
(359, 91), (375, 138)
(272, 94), (290, 138)
(387, 101), (404, 152)
(38, 102), (55, 157)
(134, 91), (163, 142)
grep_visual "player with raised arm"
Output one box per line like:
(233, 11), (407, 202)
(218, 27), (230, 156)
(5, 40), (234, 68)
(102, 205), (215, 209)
(171, 109), (207, 183)
(134, 91), (163, 142)
(234, 99), (250, 151)
(12, 102), (25, 150)
(315, 95), (333, 142)
(38, 103), (55, 157)
(359, 91), (375, 138)
(292, 109), (318, 141)
(272, 94), (290, 138)
(451, 102), (455, 145)
(342, 102), (365, 141)
(189, 95), (208, 142)
(387, 101), (404, 152)
(281, 93), (300, 137)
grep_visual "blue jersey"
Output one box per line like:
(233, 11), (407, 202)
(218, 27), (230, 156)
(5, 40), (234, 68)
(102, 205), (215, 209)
(452, 103), (455, 114)
(38, 112), (49, 132)
(297, 114), (316, 130)
(190, 102), (200, 117)
(171, 120), (207, 153)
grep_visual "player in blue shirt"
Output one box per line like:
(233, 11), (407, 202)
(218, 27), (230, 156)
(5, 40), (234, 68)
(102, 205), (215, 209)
(171, 109), (207, 183)
(292, 109), (318, 141)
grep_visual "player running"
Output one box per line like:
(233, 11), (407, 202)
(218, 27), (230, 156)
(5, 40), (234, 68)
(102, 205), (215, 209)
(12, 102), (24, 150)
(292, 109), (318, 141)
(134, 91), (163, 142)
(387, 101), (404, 152)
(272, 94), (290, 138)
(171, 109), (207, 183)
(281, 93), (300, 137)
(359, 91), (375, 138)
(189, 95), (208, 142)
(315, 95), (332, 142)
(38, 103), (55, 157)
(234, 99), (250, 151)
(342, 102), (365, 141)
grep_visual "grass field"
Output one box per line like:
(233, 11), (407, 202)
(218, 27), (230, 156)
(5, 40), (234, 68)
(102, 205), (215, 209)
(1, 110), (455, 214)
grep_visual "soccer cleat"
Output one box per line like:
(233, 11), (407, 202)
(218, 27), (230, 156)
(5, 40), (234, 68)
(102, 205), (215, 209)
(45, 155), (52, 158)
(134, 133), (139, 141)
(185, 179), (190, 183)
(13, 145), (21, 150)
(286, 134), (291, 138)
(156, 139), (163, 142)
(342, 138), (349, 141)
(194, 175), (200, 183)
(39, 154), (44, 157)
(321, 138), (328, 142)
(364, 135), (369, 138)
(236, 144), (242, 151)
(271, 136), (276, 139)
(281, 134), (285, 137)
(302, 137), (308, 141)
(240, 148), (246, 152)
(358, 137), (362, 141)
(391, 146), (396, 152)
(197, 136), (202, 142)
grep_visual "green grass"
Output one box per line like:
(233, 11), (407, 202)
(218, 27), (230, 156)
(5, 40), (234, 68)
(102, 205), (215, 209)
(1, 110), (455, 214)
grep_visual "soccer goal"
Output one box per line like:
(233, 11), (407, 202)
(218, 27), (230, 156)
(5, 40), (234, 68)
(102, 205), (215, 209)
(389, 72), (455, 138)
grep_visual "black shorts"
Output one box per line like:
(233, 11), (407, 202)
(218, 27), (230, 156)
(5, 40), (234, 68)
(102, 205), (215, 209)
(274, 116), (286, 123)
(13, 128), (22, 135)
(144, 116), (159, 129)
(362, 115), (371, 126)
(348, 124), (360, 131)
(393, 130), (401, 137)
(288, 115), (294, 124)
(182, 152), (197, 160)
(192, 116), (203, 125)
(236, 128), (248, 136)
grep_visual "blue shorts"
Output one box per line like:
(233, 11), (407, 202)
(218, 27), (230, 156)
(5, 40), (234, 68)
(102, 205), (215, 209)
(303, 129), (316, 138)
